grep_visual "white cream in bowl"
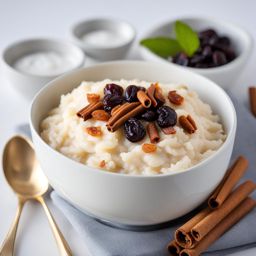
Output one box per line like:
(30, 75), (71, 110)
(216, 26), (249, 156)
(13, 51), (79, 76)
(40, 79), (226, 175)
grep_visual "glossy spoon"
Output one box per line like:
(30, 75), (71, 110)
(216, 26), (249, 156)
(1, 135), (72, 256)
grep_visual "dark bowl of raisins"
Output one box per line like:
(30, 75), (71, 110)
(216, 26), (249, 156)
(140, 16), (253, 89)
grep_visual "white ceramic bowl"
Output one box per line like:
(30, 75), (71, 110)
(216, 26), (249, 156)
(139, 16), (253, 89)
(1, 38), (85, 100)
(30, 61), (236, 226)
(71, 18), (136, 60)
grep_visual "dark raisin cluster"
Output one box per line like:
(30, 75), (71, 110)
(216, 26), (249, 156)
(103, 83), (178, 143)
(171, 29), (236, 68)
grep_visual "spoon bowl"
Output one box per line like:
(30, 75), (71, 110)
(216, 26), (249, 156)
(3, 135), (49, 198)
(1, 135), (72, 256)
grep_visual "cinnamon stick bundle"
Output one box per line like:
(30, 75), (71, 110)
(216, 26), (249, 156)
(180, 197), (256, 256)
(191, 180), (256, 242)
(175, 208), (211, 248)
(167, 240), (183, 256)
(208, 156), (248, 209)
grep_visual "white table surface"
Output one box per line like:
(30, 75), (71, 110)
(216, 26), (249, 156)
(0, 0), (255, 255)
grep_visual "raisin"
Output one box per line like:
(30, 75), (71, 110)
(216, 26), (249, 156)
(103, 94), (123, 112)
(104, 83), (123, 96)
(124, 85), (139, 102)
(140, 110), (158, 121)
(157, 106), (177, 128)
(124, 118), (146, 142)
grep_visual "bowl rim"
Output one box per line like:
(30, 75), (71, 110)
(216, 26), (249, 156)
(139, 15), (253, 73)
(29, 60), (237, 179)
(70, 17), (137, 50)
(1, 37), (86, 79)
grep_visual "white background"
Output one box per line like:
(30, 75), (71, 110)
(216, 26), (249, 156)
(0, 0), (256, 255)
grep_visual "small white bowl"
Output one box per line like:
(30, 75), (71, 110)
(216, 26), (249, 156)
(139, 16), (253, 89)
(30, 61), (236, 226)
(71, 18), (136, 60)
(1, 38), (85, 100)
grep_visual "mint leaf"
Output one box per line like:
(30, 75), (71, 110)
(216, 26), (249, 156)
(175, 21), (199, 57)
(140, 37), (182, 58)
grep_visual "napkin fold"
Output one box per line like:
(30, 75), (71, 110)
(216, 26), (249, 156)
(17, 91), (256, 256)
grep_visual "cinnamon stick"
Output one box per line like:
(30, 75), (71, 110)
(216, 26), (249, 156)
(107, 104), (145, 132)
(107, 102), (140, 126)
(147, 123), (160, 143)
(137, 90), (151, 108)
(167, 240), (183, 256)
(180, 197), (256, 256)
(77, 102), (103, 121)
(208, 156), (248, 209)
(191, 180), (256, 241)
(175, 207), (211, 248)
(249, 87), (256, 117)
(154, 85), (166, 104)
(147, 83), (158, 107)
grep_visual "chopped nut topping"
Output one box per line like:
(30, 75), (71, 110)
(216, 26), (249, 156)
(179, 115), (197, 134)
(87, 93), (100, 104)
(187, 115), (197, 130)
(99, 160), (106, 168)
(162, 126), (176, 135)
(85, 126), (102, 137)
(168, 90), (184, 105)
(92, 110), (110, 121)
(142, 143), (157, 153)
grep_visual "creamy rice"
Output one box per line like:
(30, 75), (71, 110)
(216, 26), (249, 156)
(40, 79), (226, 175)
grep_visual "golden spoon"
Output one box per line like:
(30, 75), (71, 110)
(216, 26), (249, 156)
(1, 135), (72, 256)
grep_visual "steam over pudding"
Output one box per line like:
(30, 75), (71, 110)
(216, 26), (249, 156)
(41, 79), (226, 175)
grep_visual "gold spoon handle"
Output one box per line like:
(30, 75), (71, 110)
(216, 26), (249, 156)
(0, 198), (25, 256)
(37, 196), (72, 256)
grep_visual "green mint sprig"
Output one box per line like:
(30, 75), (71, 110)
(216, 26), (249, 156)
(140, 21), (200, 58)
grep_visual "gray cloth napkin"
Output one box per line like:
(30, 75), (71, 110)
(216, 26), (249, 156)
(17, 92), (256, 256)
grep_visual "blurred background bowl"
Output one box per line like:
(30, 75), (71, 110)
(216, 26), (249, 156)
(139, 16), (253, 88)
(1, 38), (85, 100)
(71, 18), (136, 61)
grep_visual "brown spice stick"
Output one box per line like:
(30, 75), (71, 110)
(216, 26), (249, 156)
(107, 104), (145, 132)
(154, 85), (166, 104)
(175, 207), (211, 248)
(167, 240), (183, 256)
(208, 156), (249, 209)
(147, 83), (158, 107)
(77, 102), (103, 120)
(191, 180), (256, 241)
(107, 102), (140, 126)
(147, 123), (160, 143)
(137, 90), (151, 108)
(249, 87), (256, 117)
(111, 104), (122, 116)
(180, 197), (256, 256)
